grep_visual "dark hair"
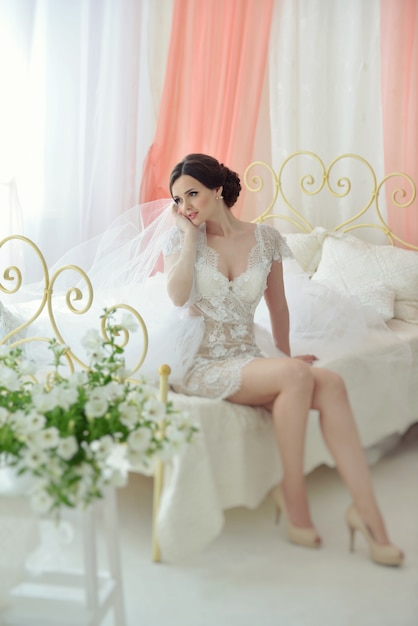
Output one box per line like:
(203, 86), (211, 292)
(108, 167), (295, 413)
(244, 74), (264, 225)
(169, 153), (241, 208)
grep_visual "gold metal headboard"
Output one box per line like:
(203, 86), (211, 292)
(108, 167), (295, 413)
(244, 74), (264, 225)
(0, 234), (148, 376)
(244, 151), (418, 250)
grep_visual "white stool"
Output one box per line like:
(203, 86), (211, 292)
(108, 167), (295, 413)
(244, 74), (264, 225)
(2, 487), (126, 626)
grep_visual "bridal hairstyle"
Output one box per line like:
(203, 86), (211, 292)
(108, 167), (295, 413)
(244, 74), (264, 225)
(169, 153), (242, 209)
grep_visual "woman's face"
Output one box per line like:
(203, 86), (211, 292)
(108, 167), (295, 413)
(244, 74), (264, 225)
(171, 175), (219, 226)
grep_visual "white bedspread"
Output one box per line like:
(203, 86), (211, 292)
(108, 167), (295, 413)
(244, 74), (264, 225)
(150, 322), (418, 562)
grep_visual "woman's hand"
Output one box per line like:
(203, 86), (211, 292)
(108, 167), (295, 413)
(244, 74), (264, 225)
(171, 203), (197, 234)
(294, 354), (319, 365)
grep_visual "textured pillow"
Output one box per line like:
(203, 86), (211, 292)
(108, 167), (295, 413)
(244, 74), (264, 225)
(284, 227), (326, 276)
(311, 233), (418, 323)
(345, 281), (395, 322)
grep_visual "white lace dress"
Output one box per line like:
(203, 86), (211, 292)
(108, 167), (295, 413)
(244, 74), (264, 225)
(163, 223), (292, 399)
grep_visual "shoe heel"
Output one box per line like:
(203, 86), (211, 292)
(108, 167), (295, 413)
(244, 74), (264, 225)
(345, 504), (404, 567)
(271, 484), (321, 549)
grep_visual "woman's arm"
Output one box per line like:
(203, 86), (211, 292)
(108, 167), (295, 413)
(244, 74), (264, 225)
(164, 207), (199, 307)
(265, 258), (318, 364)
(264, 260), (291, 357)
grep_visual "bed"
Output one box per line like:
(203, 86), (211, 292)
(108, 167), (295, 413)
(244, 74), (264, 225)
(1, 152), (418, 568)
(152, 152), (418, 562)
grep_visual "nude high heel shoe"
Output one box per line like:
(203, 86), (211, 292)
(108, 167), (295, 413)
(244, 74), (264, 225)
(271, 484), (322, 549)
(345, 505), (404, 567)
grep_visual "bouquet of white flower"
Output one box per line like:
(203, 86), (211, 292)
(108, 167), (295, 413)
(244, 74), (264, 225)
(0, 310), (197, 515)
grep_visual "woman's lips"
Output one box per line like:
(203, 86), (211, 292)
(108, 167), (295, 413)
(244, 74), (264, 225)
(188, 212), (198, 220)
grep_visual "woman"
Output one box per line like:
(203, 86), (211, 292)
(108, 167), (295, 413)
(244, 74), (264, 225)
(163, 153), (403, 566)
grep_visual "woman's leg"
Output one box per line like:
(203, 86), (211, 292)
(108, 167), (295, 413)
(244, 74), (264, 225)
(228, 357), (316, 528)
(310, 368), (391, 544)
(229, 358), (395, 545)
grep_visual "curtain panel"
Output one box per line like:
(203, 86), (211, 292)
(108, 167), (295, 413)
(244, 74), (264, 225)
(381, 0), (418, 246)
(139, 0), (274, 216)
(0, 0), (173, 271)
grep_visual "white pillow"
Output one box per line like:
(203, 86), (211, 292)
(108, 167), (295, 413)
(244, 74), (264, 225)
(284, 227), (326, 276)
(311, 233), (418, 323)
(346, 281), (395, 322)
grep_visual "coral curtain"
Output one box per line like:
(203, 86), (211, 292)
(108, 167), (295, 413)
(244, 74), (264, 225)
(381, 0), (418, 246)
(139, 0), (274, 215)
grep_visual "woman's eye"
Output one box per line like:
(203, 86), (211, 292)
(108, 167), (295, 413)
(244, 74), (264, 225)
(189, 191), (197, 197)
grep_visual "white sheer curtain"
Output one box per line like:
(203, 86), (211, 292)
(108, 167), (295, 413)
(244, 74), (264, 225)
(1, 0), (392, 268)
(267, 0), (387, 235)
(0, 0), (173, 271)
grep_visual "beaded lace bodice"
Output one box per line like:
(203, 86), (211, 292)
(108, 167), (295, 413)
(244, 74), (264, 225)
(163, 223), (291, 399)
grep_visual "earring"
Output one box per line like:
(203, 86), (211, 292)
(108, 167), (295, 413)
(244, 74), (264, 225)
(216, 196), (219, 200)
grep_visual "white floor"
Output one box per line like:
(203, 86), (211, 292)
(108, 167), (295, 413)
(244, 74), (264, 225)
(2, 423), (418, 626)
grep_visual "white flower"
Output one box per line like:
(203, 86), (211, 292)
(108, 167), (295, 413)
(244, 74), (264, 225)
(118, 402), (139, 429)
(90, 434), (114, 459)
(9, 409), (26, 428)
(22, 447), (49, 469)
(127, 428), (152, 452)
(31, 386), (59, 413)
(135, 383), (159, 402)
(103, 381), (124, 401)
(165, 424), (188, 444)
(77, 462), (95, 479)
(127, 449), (156, 476)
(113, 364), (129, 381)
(49, 342), (69, 361)
(103, 466), (127, 488)
(85, 389), (109, 418)
(120, 313), (138, 332)
(12, 410), (46, 435)
(142, 398), (166, 422)
(23, 411), (46, 434)
(0, 313), (196, 516)
(30, 488), (54, 514)
(67, 370), (88, 387)
(81, 328), (107, 362)
(159, 427), (189, 460)
(0, 366), (20, 390)
(30, 426), (60, 450)
(81, 328), (103, 352)
(51, 386), (79, 411)
(57, 436), (78, 460)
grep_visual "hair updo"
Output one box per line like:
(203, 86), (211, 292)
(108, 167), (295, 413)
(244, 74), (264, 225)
(169, 153), (242, 208)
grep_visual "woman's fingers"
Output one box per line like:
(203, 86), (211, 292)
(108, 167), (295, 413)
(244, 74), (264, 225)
(294, 354), (319, 365)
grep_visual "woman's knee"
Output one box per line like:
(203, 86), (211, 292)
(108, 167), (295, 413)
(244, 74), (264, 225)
(282, 358), (315, 392)
(316, 369), (348, 401)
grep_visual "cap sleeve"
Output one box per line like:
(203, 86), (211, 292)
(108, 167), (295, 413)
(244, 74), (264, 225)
(260, 224), (293, 262)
